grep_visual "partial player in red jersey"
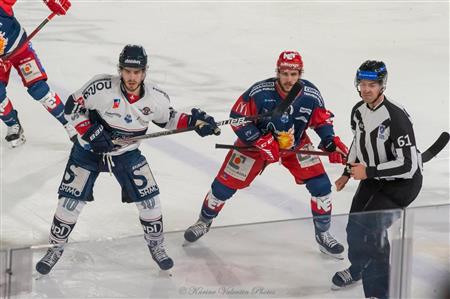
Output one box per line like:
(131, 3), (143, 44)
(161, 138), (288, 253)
(0, 0), (75, 147)
(184, 50), (349, 259)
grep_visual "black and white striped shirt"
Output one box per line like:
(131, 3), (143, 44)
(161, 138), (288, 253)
(345, 97), (422, 180)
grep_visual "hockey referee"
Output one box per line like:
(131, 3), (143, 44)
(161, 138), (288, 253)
(331, 60), (423, 299)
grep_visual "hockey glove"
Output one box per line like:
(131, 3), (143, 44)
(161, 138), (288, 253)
(254, 133), (280, 163)
(320, 136), (348, 165)
(189, 108), (221, 137)
(43, 0), (71, 15)
(81, 124), (114, 154)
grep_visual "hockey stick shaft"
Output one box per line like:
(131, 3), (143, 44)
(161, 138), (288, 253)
(116, 81), (303, 143)
(2, 12), (57, 60)
(215, 143), (331, 156)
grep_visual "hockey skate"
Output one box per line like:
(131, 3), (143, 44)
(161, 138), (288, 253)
(184, 217), (212, 243)
(63, 123), (78, 143)
(315, 231), (344, 259)
(5, 122), (25, 148)
(35, 245), (64, 275)
(148, 242), (174, 271)
(331, 267), (361, 290)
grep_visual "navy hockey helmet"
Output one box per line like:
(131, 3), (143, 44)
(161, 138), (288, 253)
(119, 44), (148, 69)
(355, 60), (388, 90)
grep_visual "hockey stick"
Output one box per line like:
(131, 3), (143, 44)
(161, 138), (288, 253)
(215, 143), (330, 156)
(114, 81), (303, 143)
(421, 132), (449, 163)
(2, 12), (57, 61)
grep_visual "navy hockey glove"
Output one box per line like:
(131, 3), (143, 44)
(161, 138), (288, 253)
(189, 108), (221, 137)
(81, 124), (114, 153)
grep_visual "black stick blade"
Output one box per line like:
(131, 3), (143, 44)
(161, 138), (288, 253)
(422, 132), (449, 163)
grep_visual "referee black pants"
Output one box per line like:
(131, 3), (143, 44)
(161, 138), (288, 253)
(346, 170), (422, 299)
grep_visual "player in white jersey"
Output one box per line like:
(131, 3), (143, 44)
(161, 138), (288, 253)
(35, 45), (220, 273)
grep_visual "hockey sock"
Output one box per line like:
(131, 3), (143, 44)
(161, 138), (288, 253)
(310, 193), (332, 234)
(200, 189), (227, 220)
(137, 196), (164, 246)
(48, 197), (86, 245)
(0, 98), (19, 126)
(38, 92), (68, 125)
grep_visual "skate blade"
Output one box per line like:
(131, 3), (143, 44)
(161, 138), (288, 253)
(182, 240), (194, 247)
(158, 269), (173, 278)
(319, 245), (344, 260)
(8, 136), (26, 148)
(330, 280), (360, 291)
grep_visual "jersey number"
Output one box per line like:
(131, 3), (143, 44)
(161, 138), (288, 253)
(397, 135), (412, 147)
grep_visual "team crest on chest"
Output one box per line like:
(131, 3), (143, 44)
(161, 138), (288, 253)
(124, 114), (133, 123)
(140, 107), (153, 115)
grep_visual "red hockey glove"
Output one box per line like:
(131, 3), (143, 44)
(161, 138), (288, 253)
(321, 136), (348, 165)
(254, 133), (280, 163)
(43, 0), (71, 15)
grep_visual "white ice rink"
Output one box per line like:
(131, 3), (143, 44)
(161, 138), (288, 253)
(0, 1), (449, 298)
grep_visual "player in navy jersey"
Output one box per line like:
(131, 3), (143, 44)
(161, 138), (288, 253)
(184, 50), (349, 258)
(35, 44), (220, 274)
(0, 0), (75, 147)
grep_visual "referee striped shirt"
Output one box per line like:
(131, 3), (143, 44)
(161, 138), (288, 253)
(345, 97), (422, 180)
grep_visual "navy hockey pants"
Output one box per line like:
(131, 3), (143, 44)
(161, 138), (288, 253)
(346, 170), (422, 299)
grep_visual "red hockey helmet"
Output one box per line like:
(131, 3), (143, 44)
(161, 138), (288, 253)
(276, 51), (303, 72)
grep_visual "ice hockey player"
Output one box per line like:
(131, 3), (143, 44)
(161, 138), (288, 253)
(184, 50), (348, 258)
(35, 44), (220, 273)
(0, 0), (76, 147)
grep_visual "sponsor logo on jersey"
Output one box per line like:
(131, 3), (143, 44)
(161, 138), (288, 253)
(235, 102), (248, 115)
(140, 107), (153, 115)
(113, 98), (120, 108)
(0, 32), (8, 56)
(249, 81), (275, 97)
(124, 114), (132, 123)
(378, 125), (386, 140)
(82, 79), (112, 99)
(299, 107), (312, 115)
